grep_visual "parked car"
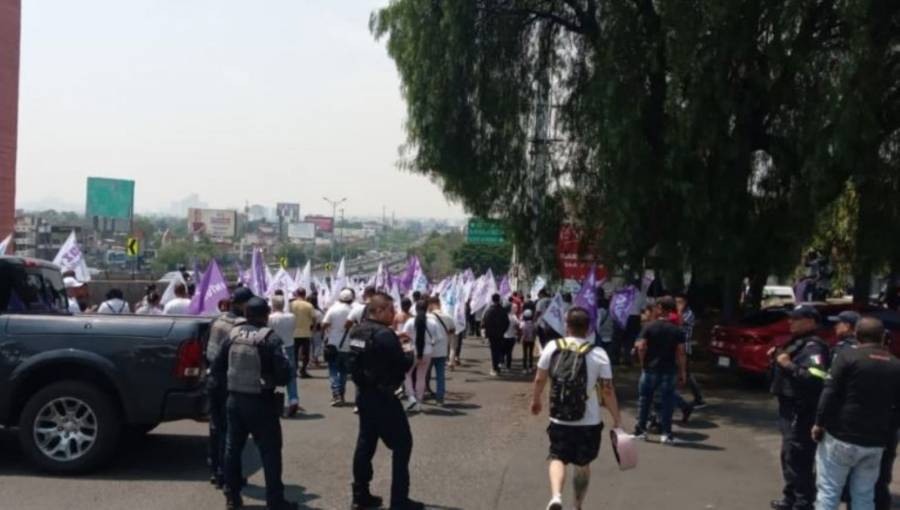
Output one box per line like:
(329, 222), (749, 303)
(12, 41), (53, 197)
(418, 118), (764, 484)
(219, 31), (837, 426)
(709, 303), (900, 376)
(0, 256), (212, 474)
(761, 285), (796, 309)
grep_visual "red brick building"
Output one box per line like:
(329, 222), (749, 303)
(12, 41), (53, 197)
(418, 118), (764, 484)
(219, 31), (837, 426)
(0, 0), (21, 241)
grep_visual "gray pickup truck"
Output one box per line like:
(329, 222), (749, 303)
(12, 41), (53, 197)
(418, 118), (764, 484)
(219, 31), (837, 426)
(0, 256), (212, 474)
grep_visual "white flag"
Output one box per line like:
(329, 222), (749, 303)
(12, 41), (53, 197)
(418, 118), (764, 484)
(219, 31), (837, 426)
(529, 276), (547, 301)
(52, 231), (91, 282)
(161, 273), (186, 305)
(296, 261), (312, 294)
(0, 234), (11, 255)
(266, 268), (296, 297)
(540, 293), (567, 337)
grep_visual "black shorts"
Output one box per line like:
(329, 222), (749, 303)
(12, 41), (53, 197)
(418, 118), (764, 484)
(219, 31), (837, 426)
(547, 422), (603, 466)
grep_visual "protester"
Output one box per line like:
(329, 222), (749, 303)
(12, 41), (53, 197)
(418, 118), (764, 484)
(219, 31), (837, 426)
(348, 286), (376, 325)
(323, 289), (356, 407)
(633, 297), (687, 444)
(290, 289), (317, 379)
(135, 292), (163, 315)
(348, 293), (424, 510)
(402, 300), (438, 412)
(503, 304), (520, 370)
(394, 298), (413, 332)
(521, 309), (537, 371)
(769, 305), (829, 510)
(595, 289), (613, 350)
(482, 294), (510, 376)
(426, 296), (454, 406)
(63, 276), (85, 314)
(535, 289), (552, 347)
(675, 293), (706, 408)
(269, 295), (300, 417)
(813, 317), (900, 510)
(163, 283), (192, 315)
(531, 307), (622, 510)
(308, 294), (325, 368)
(97, 288), (131, 315)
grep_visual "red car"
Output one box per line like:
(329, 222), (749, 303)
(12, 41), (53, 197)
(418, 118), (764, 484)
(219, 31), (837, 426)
(709, 304), (900, 375)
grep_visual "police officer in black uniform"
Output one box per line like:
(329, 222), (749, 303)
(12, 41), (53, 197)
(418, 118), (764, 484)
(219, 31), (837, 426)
(206, 287), (254, 488)
(770, 305), (829, 510)
(348, 292), (423, 510)
(212, 297), (297, 510)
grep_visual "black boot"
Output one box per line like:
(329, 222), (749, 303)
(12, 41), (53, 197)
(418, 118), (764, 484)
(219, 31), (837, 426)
(352, 493), (384, 509)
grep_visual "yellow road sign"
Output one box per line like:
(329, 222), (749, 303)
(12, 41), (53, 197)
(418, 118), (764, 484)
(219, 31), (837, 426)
(280, 256), (288, 268)
(126, 237), (139, 257)
(324, 262), (335, 272)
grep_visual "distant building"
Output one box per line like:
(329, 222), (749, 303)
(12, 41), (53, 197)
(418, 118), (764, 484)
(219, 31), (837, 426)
(13, 212), (82, 260)
(246, 204), (268, 222)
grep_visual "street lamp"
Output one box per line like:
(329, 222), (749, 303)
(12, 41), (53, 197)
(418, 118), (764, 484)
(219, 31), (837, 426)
(322, 196), (347, 263)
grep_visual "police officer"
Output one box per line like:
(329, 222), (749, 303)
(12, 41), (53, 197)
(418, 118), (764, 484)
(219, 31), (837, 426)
(212, 297), (297, 510)
(206, 287), (253, 488)
(348, 292), (424, 510)
(827, 310), (860, 364)
(769, 305), (829, 510)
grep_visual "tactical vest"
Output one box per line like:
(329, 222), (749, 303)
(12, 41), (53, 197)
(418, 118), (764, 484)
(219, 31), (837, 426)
(227, 325), (275, 394)
(207, 313), (244, 364)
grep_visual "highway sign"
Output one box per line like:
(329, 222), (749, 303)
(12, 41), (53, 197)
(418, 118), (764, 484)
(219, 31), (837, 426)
(279, 256), (288, 268)
(466, 218), (506, 245)
(126, 237), (139, 257)
(324, 262), (335, 272)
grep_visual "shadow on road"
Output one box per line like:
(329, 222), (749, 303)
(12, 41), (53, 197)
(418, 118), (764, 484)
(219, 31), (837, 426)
(242, 482), (322, 509)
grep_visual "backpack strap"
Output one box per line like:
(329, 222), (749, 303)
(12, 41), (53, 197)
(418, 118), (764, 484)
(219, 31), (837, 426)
(577, 342), (594, 355)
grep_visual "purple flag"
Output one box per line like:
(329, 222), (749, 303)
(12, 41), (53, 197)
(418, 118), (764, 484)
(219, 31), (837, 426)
(610, 285), (637, 328)
(249, 248), (268, 296)
(499, 276), (512, 301)
(400, 256), (420, 295)
(188, 260), (230, 316)
(574, 265), (598, 333)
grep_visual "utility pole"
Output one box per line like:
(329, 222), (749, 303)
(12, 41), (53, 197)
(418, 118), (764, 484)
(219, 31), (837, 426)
(322, 196), (346, 263)
(339, 208), (345, 260)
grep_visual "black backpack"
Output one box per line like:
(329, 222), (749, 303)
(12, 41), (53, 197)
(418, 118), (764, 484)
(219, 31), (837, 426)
(549, 338), (595, 421)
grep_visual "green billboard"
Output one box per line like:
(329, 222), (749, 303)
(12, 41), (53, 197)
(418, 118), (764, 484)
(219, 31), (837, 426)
(466, 218), (506, 245)
(86, 177), (134, 220)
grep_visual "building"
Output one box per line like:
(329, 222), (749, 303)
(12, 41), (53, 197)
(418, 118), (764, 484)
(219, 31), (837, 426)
(0, 0), (21, 243)
(13, 212), (83, 260)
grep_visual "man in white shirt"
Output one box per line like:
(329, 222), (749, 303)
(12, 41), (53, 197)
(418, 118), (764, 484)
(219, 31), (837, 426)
(63, 276), (85, 314)
(322, 288), (355, 406)
(427, 296), (455, 406)
(269, 294), (299, 416)
(531, 307), (622, 510)
(163, 283), (192, 315)
(97, 288), (131, 314)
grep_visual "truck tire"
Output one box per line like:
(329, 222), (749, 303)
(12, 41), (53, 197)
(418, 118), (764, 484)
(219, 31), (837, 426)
(18, 380), (122, 474)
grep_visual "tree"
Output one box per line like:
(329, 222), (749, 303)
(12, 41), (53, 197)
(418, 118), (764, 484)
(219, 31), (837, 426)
(452, 243), (513, 275)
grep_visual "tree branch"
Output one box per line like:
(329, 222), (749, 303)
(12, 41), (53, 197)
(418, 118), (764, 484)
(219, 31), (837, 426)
(481, 1), (586, 34)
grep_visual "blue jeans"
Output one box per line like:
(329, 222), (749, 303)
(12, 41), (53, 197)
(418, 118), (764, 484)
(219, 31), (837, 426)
(285, 347), (298, 405)
(328, 359), (347, 397)
(815, 433), (884, 510)
(637, 370), (676, 435)
(431, 357), (447, 401)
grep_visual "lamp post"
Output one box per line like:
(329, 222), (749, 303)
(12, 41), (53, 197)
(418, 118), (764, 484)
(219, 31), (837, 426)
(322, 196), (346, 263)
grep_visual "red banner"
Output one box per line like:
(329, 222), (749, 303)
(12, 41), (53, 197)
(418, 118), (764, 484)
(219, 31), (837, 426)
(556, 225), (607, 281)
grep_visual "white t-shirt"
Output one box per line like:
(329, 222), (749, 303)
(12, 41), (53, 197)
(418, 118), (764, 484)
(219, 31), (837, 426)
(323, 302), (353, 352)
(67, 298), (81, 315)
(504, 314), (519, 339)
(163, 298), (192, 315)
(537, 337), (613, 427)
(98, 299), (131, 315)
(402, 317), (440, 358)
(347, 302), (367, 324)
(135, 304), (163, 316)
(429, 312), (454, 358)
(268, 311), (297, 348)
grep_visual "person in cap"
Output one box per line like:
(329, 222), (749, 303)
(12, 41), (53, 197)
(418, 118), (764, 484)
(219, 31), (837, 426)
(205, 287), (253, 489)
(769, 305), (830, 510)
(63, 276), (86, 315)
(828, 310), (860, 364)
(812, 317), (900, 510)
(322, 288), (356, 406)
(213, 297), (296, 510)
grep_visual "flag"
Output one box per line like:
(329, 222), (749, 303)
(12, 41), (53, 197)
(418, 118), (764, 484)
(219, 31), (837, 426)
(234, 262), (246, 285)
(399, 256), (419, 294)
(574, 265), (598, 333)
(161, 272), (186, 305)
(453, 275), (468, 332)
(249, 248), (268, 296)
(188, 260), (230, 316)
(411, 259), (429, 294)
(389, 281), (402, 312)
(610, 285), (638, 328)
(470, 270), (497, 313)
(0, 234), (11, 255)
(296, 261), (312, 294)
(267, 268), (296, 297)
(52, 231), (91, 282)
(332, 257), (347, 293)
(540, 293), (567, 337)
(499, 276), (512, 301)
(529, 276), (547, 300)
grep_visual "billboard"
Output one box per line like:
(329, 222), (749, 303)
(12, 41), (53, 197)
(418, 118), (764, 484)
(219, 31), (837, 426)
(304, 215), (334, 233)
(466, 218), (506, 245)
(276, 202), (300, 222)
(287, 222), (316, 240)
(188, 208), (237, 238)
(86, 177), (135, 220)
(556, 224), (608, 281)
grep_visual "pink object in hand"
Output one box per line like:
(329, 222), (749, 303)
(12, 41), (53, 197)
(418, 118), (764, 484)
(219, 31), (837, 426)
(610, 428), (638, 471)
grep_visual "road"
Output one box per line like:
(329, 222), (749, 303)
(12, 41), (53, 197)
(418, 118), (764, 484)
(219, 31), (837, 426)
(0, 339), (896, 510)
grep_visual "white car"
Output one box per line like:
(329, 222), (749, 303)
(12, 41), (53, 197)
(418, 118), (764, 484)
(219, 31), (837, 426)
(762, 285), (795, 309)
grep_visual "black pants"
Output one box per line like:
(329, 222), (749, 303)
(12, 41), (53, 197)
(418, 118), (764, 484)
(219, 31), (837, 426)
(353, 389), (413, 507)
(488, 336), (505, 370)
(225, 393), (285, 507)
(522, 342), (535, 370)
(294, 338), (311, 374)
(207, 388), (228, 483)
(685, 356), (704, 403)
(503, 337), (516, 369)
(455, 332), (465, 360)
(777, 397), (817, 510)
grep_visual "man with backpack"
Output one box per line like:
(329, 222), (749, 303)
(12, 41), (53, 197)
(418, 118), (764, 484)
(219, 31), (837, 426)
(530, 307), (622, 510)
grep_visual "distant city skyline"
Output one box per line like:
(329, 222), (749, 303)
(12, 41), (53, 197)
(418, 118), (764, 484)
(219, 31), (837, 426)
(16, 1), (467, 220)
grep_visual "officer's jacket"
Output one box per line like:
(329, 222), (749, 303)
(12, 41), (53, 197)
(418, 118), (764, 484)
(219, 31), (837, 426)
(211, 323), (291, 395)
(770, 334), (829, 405)
(350, 319), (414, 391)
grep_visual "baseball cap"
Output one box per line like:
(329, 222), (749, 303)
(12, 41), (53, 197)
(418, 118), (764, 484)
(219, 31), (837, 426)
(789, 305), (821, 322)
(63, 276), (85, 289)
(231, 287), (254, 304)
(828, 310), (860, 328)
(339, 289), (355, 303)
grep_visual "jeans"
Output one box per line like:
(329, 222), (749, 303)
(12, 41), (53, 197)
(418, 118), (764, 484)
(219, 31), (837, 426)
(430, 357), (447, 401)
(637, 370), (676, 435)
(353, 389), (413, 507)
(815, 433), (884, 510)
(224, 393), (285, 507)
(328, 359), (347, 397)
(285, 347), (299, 405)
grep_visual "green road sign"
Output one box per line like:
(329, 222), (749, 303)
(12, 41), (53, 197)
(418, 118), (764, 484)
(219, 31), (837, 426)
(86, 177), (135, 220)
(466, 218), (506, 245)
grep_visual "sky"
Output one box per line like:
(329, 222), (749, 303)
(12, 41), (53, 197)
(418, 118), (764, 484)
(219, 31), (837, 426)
(16, 0), (466, 219)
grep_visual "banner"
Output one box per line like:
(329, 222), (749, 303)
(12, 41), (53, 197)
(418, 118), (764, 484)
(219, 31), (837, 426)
(574, 265), (598, 333)
(52, 231), (91, 282)
(499, 275), (512, 301)
(249, 248), (268, 296)
(540, 293), (567, 337)
(188, 260), (230, 316)
(610, 285), (638, 328)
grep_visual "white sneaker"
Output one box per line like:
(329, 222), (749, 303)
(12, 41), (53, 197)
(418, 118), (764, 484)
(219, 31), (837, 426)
(405, 399), (418, 411)
(660, 434), (679, 445)
(546, 495), (563, 510)
(489, 370), (498, 377)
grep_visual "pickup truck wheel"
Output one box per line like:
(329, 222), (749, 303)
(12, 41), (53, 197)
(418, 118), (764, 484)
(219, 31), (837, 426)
(18, 380), (121, 474)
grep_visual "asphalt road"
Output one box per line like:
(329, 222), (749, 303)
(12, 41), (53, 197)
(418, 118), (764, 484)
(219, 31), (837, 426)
(0, 339), (896, 510)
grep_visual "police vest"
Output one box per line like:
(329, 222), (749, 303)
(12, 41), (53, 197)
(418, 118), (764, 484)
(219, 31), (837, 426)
(227, 325), (276, 394)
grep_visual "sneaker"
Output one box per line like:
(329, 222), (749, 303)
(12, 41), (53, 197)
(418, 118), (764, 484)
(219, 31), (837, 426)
(489, 370), (498, 377)
(769, 500), (793, 510)
(330, 395), (342, 407)
(681, 404), (694, 424)
(660, 434), (679, 445)
(287, 403), (299, 418)
(693, 400), (708, 409)
(546, 494), (563, 510)
(412, 403), (422, 413)
(405, 399), (418, 412)
(632, 427), (648, 440)
(353, 406), (359, 415)
(351, 493), (384, 510)
(435, 399), (444, 407)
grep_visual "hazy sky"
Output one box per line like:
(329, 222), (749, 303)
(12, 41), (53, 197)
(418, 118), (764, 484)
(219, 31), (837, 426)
(17, 0), (465, 219)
